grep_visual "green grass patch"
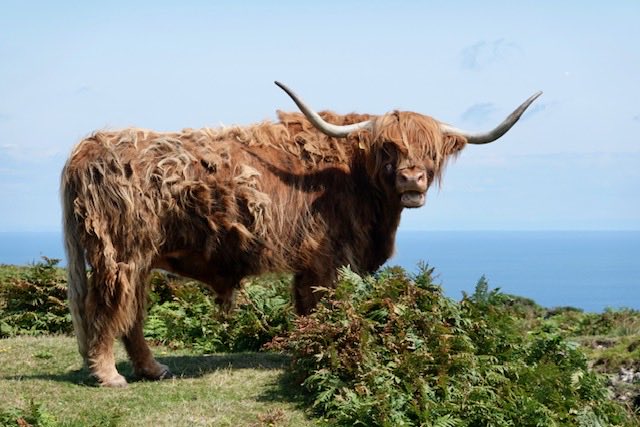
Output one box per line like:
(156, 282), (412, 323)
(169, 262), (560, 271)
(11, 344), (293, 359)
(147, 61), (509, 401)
(0, 336), (316, 426)
(577, 335), (640, 372)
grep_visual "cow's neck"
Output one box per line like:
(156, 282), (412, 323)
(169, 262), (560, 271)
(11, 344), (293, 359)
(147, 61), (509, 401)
(358, 187), (404, 273)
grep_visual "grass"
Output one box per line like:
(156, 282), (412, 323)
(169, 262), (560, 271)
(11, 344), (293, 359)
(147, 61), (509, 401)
(0, 336), (317, 427)
(578, 335), (640, 372)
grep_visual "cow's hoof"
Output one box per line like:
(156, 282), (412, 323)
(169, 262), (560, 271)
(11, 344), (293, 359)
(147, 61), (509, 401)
(99, 373), (128, 388)
(158, 367), (175, 380)
(135, 363), (174, 381)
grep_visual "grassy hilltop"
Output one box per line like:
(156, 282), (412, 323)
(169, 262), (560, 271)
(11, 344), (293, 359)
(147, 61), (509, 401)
(0, 259), (638, 426)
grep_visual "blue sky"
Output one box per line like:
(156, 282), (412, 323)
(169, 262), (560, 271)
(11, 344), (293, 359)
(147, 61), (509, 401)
(1, 1), (638, 231)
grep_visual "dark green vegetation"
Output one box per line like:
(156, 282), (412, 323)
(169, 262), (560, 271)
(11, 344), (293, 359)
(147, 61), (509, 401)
(0, 258), (70, 337)
(270, 268), (639, 426)
(0, 259), (638, 426)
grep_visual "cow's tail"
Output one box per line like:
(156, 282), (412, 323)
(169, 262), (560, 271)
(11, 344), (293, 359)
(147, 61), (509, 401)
(61, 168), (90, 364)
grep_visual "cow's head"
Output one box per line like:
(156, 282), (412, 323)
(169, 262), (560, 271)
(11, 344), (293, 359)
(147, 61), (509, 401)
(276, 81), (541, 209)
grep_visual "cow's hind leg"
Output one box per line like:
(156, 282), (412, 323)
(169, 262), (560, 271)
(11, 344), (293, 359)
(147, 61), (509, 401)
(121, 292), (173, 381)
(85, 262), (145, 387)
(85, 273), (128, 387)
(86, 329), (127, 387)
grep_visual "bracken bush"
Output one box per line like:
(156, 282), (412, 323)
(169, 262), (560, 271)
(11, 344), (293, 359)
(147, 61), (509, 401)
(144, 272), (295, 353)
(0, 257), (71, 337)
(0, 401), (58, 427)
(267, 265), (636, 427)
(0, 259), (295, 351)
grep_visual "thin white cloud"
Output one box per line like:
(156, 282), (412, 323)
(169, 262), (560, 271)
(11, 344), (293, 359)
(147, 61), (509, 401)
(633, 115), (640, 123)
(75, 85), (92, 95)
(461, 41), (485, 70)
(461, 98), (550, 126)
(0, 168), (21, 176)
(460, 102), (498, 125)
(0, 143), (61, 161)
(505, 151), (640, 169)
(459, 151), (640, 170)
(460, 38), (521, 71)
(519, 102), (548, 121)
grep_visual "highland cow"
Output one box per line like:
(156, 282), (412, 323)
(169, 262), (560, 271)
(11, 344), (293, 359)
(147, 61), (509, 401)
(61, 82), (541, 386)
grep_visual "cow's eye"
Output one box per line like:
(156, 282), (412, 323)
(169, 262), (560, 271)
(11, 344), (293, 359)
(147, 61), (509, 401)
(384, 163), (394, 174)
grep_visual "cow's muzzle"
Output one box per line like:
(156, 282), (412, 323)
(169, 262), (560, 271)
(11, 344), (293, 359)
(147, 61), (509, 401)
(396, 167), (428, 208)
(401, 191), (426, 208)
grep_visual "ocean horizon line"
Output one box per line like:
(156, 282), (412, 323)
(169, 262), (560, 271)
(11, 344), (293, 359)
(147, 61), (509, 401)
(1, 229), (638, 312)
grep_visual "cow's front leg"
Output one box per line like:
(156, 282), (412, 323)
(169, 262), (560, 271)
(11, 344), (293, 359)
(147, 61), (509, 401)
(292, 270), (334, 315)
(207, 277), (240, 314)
(122, 314), (173, 381)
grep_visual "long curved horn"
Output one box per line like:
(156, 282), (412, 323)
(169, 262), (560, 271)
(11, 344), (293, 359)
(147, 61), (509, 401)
(275, 81), (373, 138)
(440, 91), (542, 144)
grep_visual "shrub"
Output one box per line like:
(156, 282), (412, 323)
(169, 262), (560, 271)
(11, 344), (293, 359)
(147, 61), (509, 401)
(269, 266), (635, 426)
(574, 308), (640, 337)
(0, 261), (295, 351)
(144, 273), (295, 352)
(0, 401), (58, 427)
(0, 258), (71, 337)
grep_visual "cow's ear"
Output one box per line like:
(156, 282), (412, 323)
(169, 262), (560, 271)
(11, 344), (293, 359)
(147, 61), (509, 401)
(443, 134), (467, 156)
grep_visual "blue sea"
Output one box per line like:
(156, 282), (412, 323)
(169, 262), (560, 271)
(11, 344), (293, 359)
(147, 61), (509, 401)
(0, 230), (638, 313)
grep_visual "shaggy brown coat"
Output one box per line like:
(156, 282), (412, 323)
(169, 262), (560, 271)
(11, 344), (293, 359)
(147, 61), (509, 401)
(61, 109), (466, 386)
